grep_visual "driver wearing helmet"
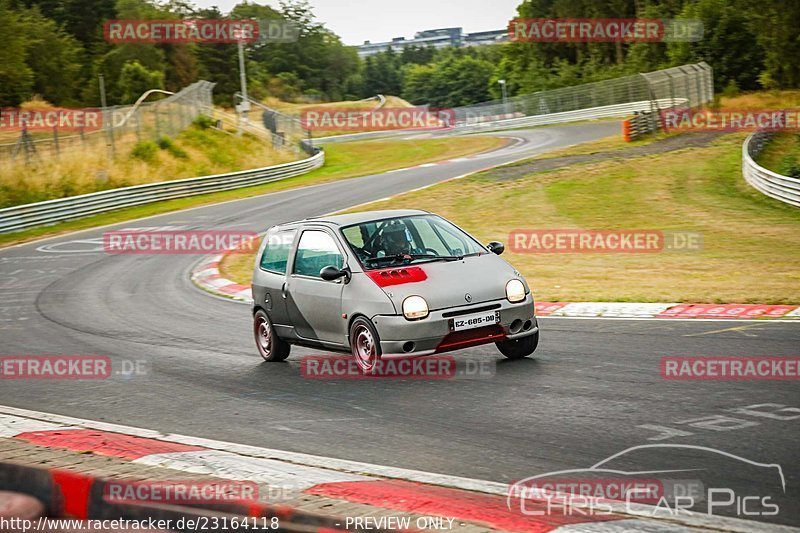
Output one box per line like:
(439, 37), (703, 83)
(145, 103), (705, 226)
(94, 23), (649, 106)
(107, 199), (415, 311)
(377, 222), (413, 257)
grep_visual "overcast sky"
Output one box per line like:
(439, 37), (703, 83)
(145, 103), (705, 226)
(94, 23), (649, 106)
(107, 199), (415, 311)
(190, 0), (521, 45)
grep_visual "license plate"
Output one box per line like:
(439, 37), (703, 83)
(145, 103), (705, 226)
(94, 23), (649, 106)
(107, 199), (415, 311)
(450, 310), (500, 332)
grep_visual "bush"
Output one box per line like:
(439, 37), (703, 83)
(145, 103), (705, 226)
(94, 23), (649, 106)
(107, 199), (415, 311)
(721, 80), (740, 98)
(192, 115), (216, 130)
(130, 141), (158, 163)
(779, 155), (800, 178)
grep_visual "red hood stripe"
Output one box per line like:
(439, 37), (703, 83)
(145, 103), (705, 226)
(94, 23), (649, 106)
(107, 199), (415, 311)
(366, 266), (427, 287)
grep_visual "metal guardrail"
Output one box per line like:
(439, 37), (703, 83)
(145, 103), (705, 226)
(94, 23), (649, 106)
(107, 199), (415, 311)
(0, 151), (324, 233)
(450, 98), (685, 132)
(743, 132), (800, 208)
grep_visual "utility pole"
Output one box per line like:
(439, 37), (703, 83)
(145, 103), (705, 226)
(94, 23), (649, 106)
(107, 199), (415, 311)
(99, 74), (114, 161)
(236, 39), (251, 134)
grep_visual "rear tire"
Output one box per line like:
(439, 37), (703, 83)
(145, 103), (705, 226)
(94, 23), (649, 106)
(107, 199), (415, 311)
(254, 310), (291, 362)
(349, 316), (382, 374)
(496, 328), (539, 359)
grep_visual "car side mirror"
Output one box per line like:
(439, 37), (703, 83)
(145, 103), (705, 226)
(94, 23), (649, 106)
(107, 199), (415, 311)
(320, 265), (350, 282)
(487, 241), (505, 255)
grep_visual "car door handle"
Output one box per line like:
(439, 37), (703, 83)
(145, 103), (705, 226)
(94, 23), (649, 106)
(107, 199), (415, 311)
(281, 282), (288, 299)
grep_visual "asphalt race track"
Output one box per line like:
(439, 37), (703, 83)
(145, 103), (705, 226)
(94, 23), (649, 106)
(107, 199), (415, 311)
(1, 122), (798, 527)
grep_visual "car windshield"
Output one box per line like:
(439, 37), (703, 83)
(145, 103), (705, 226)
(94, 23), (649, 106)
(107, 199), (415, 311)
(341, 214), (485, 269)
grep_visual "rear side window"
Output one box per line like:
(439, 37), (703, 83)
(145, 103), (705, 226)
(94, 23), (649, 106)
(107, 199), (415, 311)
(260, 230), (296, 274)
(293, 230), (343, 278)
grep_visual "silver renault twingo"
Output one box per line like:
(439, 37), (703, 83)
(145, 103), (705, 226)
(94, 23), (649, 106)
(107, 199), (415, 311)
(252, 209), (539, 373)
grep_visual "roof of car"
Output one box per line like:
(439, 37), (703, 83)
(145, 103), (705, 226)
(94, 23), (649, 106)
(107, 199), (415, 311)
(278, 209), (431, 229)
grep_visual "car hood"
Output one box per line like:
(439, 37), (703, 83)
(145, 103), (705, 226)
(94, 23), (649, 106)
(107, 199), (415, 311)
(366, 253), (525, 312)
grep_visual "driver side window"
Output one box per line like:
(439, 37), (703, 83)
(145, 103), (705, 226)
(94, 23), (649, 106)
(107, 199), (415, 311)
(293, 230), (343, 279)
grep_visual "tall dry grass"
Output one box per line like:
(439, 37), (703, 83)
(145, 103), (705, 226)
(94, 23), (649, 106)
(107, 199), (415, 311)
(0, 120), (295, 208)
(718, 90), (800, 110)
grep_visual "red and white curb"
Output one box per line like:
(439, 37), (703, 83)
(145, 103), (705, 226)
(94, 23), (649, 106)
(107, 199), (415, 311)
(0, 405), (794, 533)
(192, 254), (253, 302)
(535, 301), (800, 320)
(191, 256), (800, 321)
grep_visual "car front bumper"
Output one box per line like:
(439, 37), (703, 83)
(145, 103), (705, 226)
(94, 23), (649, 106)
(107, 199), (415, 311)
(371, 294), (537, 357)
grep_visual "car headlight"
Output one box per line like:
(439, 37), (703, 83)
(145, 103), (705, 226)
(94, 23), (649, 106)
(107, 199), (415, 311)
(506, 279), (526, 303)
(402, 295), (429, 320)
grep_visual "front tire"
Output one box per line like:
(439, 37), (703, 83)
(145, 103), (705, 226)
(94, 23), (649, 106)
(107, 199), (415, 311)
(349, 317), (382, 374)
(254, 310), (291, 362)
(496, 328), (539, 359)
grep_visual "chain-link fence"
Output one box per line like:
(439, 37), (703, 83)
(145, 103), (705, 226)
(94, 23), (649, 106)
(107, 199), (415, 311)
(449, 62), (713, 126)
(0, 81), (215, 165)
(232, 92), (317, 157)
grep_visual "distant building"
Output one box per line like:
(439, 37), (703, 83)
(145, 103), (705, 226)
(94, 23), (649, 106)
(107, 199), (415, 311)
(357, 27), (507, 58)
(464, 29), (508, 47)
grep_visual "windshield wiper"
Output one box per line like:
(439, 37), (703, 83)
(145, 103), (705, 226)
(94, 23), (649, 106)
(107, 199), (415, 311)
(411, 254), (463, 263)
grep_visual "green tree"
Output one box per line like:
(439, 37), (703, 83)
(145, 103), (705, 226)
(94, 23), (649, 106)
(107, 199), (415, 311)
(258, 0), (361, 100)
(667, 0), (764, 91)
(401, 63), (436, 104)
(751, 0), (800, 89)
(0, 1), (33, 105)
(19, 6), (84, 105)
(162, 44), (199, 93)
(118, 59), (164, 103)
(19, 0), (117, 50)
(363, 49), (402, 96)
(402, 55), (494, 107)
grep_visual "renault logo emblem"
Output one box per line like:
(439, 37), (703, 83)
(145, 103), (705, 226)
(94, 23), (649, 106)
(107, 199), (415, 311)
(465, 293), (472, 302)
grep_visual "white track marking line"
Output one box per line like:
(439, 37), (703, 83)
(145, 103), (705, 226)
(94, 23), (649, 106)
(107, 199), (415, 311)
(0, 414), (71, 437)
(135, 450), (369, 490)
(0, 406), (794, 532)
(551, 519), (706, 532)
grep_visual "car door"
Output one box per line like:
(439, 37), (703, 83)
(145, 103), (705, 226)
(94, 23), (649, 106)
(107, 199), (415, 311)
(254, 228), (297, 330)
(285, 228), (346, 345)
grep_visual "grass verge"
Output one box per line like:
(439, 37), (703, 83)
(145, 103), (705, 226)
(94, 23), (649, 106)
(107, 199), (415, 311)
(0, 135), (504, 249)
(756, 132), (800, 177)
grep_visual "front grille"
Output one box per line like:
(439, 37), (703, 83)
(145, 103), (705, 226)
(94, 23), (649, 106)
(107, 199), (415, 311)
(436, 325), (505, 353)
(442, 303), (501, 318)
